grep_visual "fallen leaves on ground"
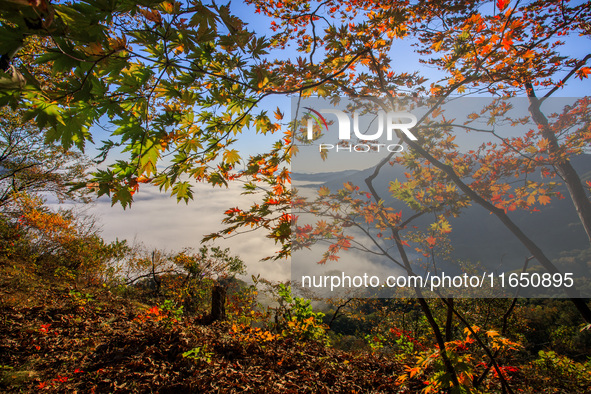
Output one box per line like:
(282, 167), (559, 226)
(0, 288), (414, 393)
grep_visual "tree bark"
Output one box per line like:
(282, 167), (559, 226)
(526, 83), (591, 246)
(210, 285), (227, 322)
(445, 297), (454, 342)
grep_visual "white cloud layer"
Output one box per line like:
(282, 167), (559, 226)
(74, 184), (291, 283)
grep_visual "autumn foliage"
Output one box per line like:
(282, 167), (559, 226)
(1, 0), (591, 392)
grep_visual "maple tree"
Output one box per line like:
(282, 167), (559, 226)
(1, 0), (296, 259)
(249, 0), (591, 390)
(0, 107), (91, 206)
(259, 0), (590, 295)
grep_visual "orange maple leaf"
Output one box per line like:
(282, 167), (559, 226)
(577, 67), (591, 80)
(538, 195), (551, 205)
(497, 0), (510, 11)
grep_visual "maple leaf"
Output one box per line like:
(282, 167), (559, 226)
(537, 138), (549, 151)
(318, 186), (330, 197)
(438, 219), (452, 234)
(139, 8), (162, 25)
(274, 107), (284, 120)
(538, 195), (551, 205)
(577, 67), (591, 80)
(223, 149), (241, 165)
(496, 0), (510, 11)
(526, 194), (537, 206)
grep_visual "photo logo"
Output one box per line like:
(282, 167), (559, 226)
(304, 107), (329, 134)
(305, 109), (418, 141)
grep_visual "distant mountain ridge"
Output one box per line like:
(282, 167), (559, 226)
(292, 154), (591, 273)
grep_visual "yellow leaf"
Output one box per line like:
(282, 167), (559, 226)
(526, 194), (536, 206)
(432, 40), (443, 51)
(161, 1), (174, 13)
(257, 76), (269, 89)
(318, 186), (330, 197)
(538, 195), (551, 205)
(537, 138), (549, 151)
(223, 149), (241, 165)
(438, 218), (452, 234)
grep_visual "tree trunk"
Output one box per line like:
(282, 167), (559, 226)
(210, 285), (227, 322)
(445, 297), (454, 342)
(526, 84), (591, 246)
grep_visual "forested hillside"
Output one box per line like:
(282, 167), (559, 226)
(1, 213), (590, 392)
